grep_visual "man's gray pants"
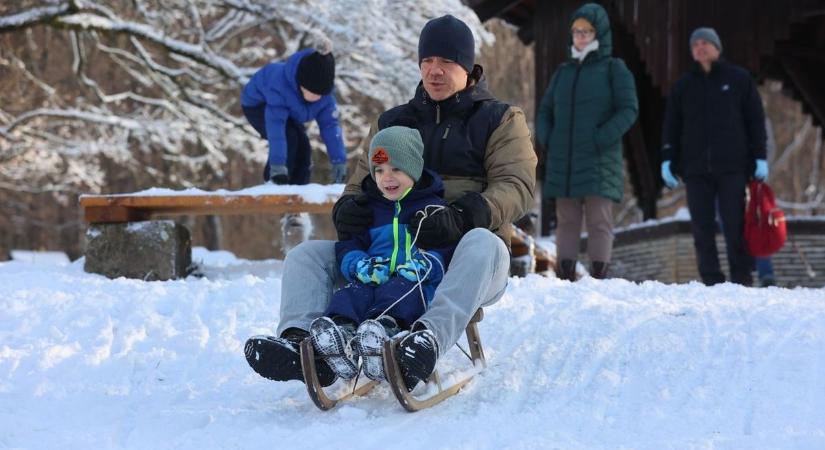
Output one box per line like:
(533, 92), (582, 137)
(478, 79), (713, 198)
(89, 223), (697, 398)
(277, 228), (510, 356)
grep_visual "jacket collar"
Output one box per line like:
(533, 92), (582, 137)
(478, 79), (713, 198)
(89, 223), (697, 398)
(690, 58), (725, 76)
(409, 67), (494, 118)
(361, 169), (445, 205)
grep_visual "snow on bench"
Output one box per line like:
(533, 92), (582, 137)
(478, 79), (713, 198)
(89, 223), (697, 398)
(80, 184), (343, 224)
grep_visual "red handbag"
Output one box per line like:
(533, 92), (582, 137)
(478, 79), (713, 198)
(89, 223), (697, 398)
(744, 181), (787, 257)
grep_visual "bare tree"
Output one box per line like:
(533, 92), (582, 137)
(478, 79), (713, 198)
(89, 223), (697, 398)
(0, 0), (491, 258)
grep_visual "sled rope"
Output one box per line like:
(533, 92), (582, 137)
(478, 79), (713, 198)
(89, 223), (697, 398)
(376, 204), (447, 319)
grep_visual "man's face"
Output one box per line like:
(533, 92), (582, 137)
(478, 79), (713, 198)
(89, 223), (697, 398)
(420, 56), (469, 101)
(691, 39), (720, 66)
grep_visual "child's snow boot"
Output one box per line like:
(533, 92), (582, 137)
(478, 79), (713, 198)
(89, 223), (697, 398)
(309, 316), (358, 380)
(352, 316), (400, 381)
(244, 328), (337, 387)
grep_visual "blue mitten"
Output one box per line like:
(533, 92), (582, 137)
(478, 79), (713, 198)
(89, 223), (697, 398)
(754, 159), (769, 181)
(396, 257), (431, 283)
(355, 257), (390, 285)
(661, 160), (679, 189)
(269, 164), (289, 185)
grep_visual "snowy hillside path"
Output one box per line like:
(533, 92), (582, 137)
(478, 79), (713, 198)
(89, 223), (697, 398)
(1, 250), (824, 449)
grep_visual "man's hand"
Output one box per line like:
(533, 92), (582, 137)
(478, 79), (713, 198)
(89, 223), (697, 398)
(410, 206), (464, 249)
(331, 163), (347, 184)
(354, 257), (390, 285)
(332, 194), (373, 240)
(754, 159), (768, 181)
(410, 192), (491, 248)
(661, 160), (679, 189)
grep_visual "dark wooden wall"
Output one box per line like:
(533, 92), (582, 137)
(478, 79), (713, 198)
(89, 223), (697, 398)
(468, 0), (825, 234)
(474, 0), (825, 234)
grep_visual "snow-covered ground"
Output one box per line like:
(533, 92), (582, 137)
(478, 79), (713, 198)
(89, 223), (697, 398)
(1, 248), (824, 450)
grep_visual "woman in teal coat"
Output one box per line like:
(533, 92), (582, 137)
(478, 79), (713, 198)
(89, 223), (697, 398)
(536, 2), (638, 280)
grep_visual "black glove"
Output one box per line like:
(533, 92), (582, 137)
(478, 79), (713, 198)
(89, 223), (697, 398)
(411, 192), (491, 248)
(332, 194), (373, 240)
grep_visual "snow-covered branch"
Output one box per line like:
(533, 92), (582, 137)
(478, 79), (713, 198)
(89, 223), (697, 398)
(0, 3), (72, 31)
(0, 0), (490, 197)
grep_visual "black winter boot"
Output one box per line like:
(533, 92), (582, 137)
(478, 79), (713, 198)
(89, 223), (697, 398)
(556, 259), (577, 281)
(591, 261), (609, 279)
(396, 328), (439, 392)
(244, 328), (337, 387)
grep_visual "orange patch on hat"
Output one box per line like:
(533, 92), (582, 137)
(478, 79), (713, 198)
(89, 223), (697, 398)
(371, 147), (389, 165)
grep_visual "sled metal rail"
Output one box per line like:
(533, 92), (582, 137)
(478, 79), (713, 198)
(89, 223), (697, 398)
(79, 194), (337, 224)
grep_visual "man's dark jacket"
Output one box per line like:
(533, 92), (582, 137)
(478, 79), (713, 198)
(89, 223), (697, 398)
(662, 60), (767, 177)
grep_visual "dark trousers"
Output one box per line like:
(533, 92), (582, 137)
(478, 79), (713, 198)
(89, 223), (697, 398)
(685, 173), (751, 286)
(324, 277), (432, 329)
(242, 105), (311, 185)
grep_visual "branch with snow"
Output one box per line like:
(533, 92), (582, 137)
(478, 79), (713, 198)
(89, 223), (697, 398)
(0, 0), (491, 196)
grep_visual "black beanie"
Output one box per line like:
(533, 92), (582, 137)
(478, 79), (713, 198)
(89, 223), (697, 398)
(296, 50), (335, 95)
(418, 15), (475, 73)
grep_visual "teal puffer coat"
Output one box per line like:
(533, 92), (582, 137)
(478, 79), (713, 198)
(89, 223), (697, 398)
(536, 2), (638, 202)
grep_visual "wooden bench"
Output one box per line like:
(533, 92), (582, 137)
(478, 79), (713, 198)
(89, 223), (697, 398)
(80, 185), (550, 278)
(80, 186), (341, 224)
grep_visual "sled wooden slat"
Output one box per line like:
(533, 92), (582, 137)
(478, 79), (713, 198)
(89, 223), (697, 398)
(80, 194), (336, 224)
(300, 339), (379, 411)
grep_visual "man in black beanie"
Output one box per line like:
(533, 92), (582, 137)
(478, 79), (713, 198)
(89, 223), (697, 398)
(241, 39), (347, 185)
(245, 14), (536, 394)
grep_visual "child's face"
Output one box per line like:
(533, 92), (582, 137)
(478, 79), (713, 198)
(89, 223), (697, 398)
(373, 162), (414, 201)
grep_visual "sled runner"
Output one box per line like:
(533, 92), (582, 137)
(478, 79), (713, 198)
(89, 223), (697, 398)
(383, 308), (486, 412)
(299, 340), (379, 411)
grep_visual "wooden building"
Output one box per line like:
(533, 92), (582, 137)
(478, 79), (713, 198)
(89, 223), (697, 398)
(467, 0), (825, 234)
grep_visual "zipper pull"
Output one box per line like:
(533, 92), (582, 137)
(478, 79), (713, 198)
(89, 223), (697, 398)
(436, 104), (441, 124)
(442, 124), (451, 140)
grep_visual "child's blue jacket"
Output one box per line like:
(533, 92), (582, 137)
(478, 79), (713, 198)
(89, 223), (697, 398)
(335, 169), (455, 297)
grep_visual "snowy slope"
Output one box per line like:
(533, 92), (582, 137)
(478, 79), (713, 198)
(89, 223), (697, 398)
(1, 249), (824, 450)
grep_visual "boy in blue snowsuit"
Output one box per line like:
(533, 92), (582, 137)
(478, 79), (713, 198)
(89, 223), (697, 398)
(240, 42), (347, 185)
(309, 126), (454, 382)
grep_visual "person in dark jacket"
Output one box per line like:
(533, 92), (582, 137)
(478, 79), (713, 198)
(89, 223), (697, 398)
(661, 27), (768, 286)
(309, 126), (454, 383)
(240, 39), (347, 185)
(244, 14), (536, 392)
(536, 3), (638, 280)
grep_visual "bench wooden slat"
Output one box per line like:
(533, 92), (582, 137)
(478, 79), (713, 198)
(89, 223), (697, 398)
(80, 194), (336, 224)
